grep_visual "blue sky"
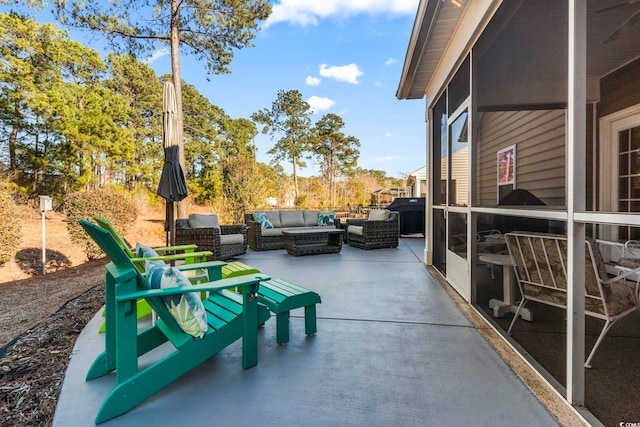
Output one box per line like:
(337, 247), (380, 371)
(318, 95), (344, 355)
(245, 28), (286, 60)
(8, 0), (426, 178)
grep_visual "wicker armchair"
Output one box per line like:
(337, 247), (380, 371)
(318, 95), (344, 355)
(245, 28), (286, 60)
(346, 210), (400, 249)
(175, 214), (247, 260)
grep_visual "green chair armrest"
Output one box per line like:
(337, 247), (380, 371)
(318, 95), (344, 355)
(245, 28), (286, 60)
(174, 260), (227, 272)
(175, 260), (227, 281)
(153, 244), (198, 254)
(130, 250), (212, 264)
(117, 274), (271, 301)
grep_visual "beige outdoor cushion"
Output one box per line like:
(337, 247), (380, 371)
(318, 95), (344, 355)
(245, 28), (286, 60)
(280, 211), (305, 227)
(303, 210), (319, 226)
(188, 214), (220, 229)
(220, 234), (244, 245)
(368, 209), (390, 221)
(348, 225), (363, 236)
(282, 226), (325, 233)
(262, 226), (326, 237)
(265, 212), (281, 228)
(618, 257), (640, 269)
(261, 228), (284, 237)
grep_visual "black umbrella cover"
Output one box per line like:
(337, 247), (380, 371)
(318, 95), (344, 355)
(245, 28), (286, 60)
(157, 145), (187, 202)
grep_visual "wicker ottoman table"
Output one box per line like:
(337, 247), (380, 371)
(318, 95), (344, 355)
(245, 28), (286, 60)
(281, 228), (345, 256)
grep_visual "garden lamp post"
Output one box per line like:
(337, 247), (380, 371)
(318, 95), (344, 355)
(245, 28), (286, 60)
(39, 196), (52, 275)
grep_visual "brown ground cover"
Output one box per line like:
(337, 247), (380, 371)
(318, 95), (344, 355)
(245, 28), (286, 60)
(0, 208), (166, 426)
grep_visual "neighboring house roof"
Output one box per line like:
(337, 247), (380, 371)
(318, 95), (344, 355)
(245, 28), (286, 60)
(408, 166), (426, 178)
(406, 166), (426, 188)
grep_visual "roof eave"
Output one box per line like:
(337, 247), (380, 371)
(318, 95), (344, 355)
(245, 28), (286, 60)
(396, 0), (440, 100)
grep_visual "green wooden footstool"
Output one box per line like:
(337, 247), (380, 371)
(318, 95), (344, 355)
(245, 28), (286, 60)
(223, 261), (261, 293)
(222, 261), (260, 278)
(257, 278), (321, 344)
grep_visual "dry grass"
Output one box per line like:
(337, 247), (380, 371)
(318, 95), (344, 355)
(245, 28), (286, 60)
(0, 283), (104, 426)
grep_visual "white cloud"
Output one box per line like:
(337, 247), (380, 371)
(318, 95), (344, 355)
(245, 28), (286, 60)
(374, 81), (383, 87)
(385, 57), (397, 65)
(265, 0), (418, 27)
(145, 48), (169, 64)
(306, 96), (335, 113)
(375, 155), (401, 162)
(319, 63), (363, 84)
(385, 132), (392, 137)
(305, 76), (321, 86)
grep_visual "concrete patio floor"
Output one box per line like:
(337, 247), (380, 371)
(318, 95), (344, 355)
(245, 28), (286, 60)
(53, 237), (578, 426)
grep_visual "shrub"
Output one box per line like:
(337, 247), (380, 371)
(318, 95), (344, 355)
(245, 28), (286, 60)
(294, 194), (309, 209)
(65, 187), (138, 260)
(0, 187), (22, 265)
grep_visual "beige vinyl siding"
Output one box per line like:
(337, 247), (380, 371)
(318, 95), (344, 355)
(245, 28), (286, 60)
(475, 109), (566, 206)
(599, 58), (640, 118)
(440, 146), (469, 206)
(451, 146), (469, 205)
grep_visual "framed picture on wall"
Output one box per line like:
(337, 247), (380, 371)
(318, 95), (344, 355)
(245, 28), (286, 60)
(497, 145), (516, 203)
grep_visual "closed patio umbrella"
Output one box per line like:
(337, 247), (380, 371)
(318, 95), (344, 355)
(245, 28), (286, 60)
(158, 79), (187, 246)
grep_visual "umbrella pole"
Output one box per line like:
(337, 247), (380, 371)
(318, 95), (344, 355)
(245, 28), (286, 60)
(165, 201), (176, 247)
(169, 203), (176, 247)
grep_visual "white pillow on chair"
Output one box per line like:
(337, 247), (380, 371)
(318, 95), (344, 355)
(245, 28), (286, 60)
(367, 209), (390, 221)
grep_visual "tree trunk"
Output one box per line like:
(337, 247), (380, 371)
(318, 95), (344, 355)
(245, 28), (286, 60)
(9, 97), (19, 170)
(170, 0), (187, 219)
(8, 126), (17, 171)
(292, 157), (299, 200)
(329, 152), (335, 208)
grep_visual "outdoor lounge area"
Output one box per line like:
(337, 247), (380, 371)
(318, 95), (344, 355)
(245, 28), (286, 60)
(52, 236), (581, 426)
(5, 0), (640, 424)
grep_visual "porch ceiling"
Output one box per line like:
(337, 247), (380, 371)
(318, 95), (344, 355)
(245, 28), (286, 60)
(397, 0), (640, 101)
(589, 0), (640, 77)
(396, 0), (468, 100)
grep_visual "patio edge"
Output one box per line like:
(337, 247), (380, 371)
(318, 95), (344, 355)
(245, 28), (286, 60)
(425, 266), (591, 427)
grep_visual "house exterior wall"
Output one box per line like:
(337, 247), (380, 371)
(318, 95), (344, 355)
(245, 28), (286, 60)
(599, 57), (640, 119)
(399, 0), (640, 419)
(407, 166), (427, 197)
(451, 146), (469, 206)
(594, 58), (640, 211)
(475, 110), (566, 207)
(409, 180), (427, 197)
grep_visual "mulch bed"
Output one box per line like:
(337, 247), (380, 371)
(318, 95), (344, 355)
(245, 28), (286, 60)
(0, 285), (104, 426)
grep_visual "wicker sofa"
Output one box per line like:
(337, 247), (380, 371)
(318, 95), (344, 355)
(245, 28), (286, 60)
(175, 214), (247, 260)
(244, 210), (340, 251)
(346, 209), (400, 249)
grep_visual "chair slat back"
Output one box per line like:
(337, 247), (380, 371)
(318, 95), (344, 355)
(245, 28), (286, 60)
(584, 239), (609, 310)
(92, 216), (136, 258)
(506, 232), (568, 291)
(81, 219), (135, 268)
(505, 232), (606, 312)
(79, 219), (182, 331)
(624, 240), (640, 258)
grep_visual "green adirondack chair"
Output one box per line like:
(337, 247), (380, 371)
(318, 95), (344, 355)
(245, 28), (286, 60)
(92, 216), (211, 267)
(93, 216), (216, 331)
(79, 220), (272, 424)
